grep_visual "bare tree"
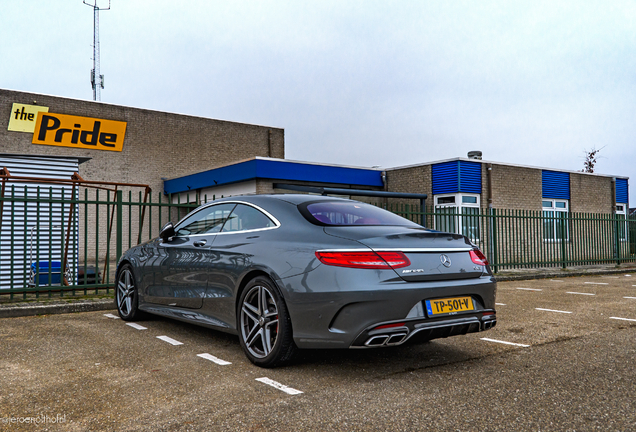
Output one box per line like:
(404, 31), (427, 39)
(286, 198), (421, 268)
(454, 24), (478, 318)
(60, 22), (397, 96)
(581, 146), (604, 173)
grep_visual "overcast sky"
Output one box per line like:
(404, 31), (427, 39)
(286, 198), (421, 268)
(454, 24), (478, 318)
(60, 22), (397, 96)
(2, 1), (635, 199)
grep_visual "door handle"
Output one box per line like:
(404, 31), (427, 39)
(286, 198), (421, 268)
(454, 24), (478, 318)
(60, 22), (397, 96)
(193, 239), (207, 247)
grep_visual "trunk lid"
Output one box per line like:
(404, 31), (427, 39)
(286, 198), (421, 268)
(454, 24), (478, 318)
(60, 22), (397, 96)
(324, 226), (484, 281)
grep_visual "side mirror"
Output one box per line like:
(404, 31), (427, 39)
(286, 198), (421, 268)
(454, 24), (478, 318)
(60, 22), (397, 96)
(159, 222), (176, 242)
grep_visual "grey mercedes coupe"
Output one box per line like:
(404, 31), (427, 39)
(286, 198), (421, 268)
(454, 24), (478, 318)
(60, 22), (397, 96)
(115, 194), (497, 367)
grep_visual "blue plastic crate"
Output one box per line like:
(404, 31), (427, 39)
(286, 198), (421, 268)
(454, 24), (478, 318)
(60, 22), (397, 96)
(30, 261), (62, 286)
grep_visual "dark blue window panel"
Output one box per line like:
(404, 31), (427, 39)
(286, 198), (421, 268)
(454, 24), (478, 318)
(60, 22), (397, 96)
(432, 161), (482, 195)
(616, 178), (628, 204)
(542, 170), (570, 200)
(458, 161), (482, 193)
(432, 161), (459, 194)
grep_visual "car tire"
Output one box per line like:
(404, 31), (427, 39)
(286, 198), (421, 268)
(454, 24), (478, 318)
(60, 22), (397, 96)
(238, 276), (297, 368)
(116, 264), (144, 321)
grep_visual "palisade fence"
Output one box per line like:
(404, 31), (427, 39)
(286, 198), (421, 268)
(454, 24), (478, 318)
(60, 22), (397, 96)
(382, 203), (636, 273)
(2, 189), (636, 299)
(0, 184), (197, 299)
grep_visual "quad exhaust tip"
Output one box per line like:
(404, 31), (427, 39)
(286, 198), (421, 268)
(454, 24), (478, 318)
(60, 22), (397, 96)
(365, 333), (407, 347)
(481, 319), (497, 330)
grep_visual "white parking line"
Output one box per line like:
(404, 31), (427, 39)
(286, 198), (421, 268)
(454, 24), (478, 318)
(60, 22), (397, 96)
(610, 317), (636, 322)
(584, 282), (608, 285)
(550, 280), (564, 282)
(517, 288), (543, 292)
(480, 338), (530, 348)
(255, 378), (303, 395)
(126, 323), (147, 330)
(157, 336), (183, 346)
(625, 274), (632, 277)
(602, 276), (620, 279)
(495, 303), (506, 306)
(104, 313), (120, 319)
(624, 297), (636, 300)
(536, 308), (572, 314)
(197, 353), (231, 366)
(566, 292), (596, 296)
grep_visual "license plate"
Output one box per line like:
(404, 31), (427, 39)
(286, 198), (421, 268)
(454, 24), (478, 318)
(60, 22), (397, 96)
(425, 296), (474, 316)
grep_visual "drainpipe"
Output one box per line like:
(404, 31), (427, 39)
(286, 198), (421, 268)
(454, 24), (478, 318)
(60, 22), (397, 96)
(486, 164), (493, 209)
(486, 164), (497, 272)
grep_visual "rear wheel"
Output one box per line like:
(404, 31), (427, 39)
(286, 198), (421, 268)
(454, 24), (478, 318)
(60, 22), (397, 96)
(116, 264), (144, 321)
(238, 276), (296, 367)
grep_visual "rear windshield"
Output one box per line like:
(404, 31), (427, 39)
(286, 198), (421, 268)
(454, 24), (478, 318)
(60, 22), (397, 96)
(300, 201), (420, 227)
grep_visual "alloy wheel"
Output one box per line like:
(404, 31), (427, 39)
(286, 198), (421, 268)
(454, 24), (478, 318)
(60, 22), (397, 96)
(117, 268), (135, 318)
(240, 285), (280, 359)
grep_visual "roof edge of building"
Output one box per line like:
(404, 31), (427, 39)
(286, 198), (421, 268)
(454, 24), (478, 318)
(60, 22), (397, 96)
(385, 157), (628, 180)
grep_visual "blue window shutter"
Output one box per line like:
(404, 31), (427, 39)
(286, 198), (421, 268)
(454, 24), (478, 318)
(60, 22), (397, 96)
(542, 171), (570, 199)
(432, 161), (459, 194)
(616, 178), (628, 204)
(458, 161), (482, 193)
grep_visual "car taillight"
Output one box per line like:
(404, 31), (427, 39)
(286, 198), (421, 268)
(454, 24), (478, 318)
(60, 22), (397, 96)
(470, 249), (489, 266)
(315, 251), (411, 269)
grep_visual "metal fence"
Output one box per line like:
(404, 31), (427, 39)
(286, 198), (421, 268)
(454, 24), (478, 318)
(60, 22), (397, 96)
(0, 185), (196, 299)
(383, 203), (636, 273)
(2, 190), (635, 298)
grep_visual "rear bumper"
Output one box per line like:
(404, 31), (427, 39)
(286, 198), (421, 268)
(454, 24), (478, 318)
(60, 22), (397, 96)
(351, 311), (497, 348)
(279, 267), (497, 349)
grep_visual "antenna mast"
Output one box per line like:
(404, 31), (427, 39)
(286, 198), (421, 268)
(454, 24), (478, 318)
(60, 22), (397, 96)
(84, 0), (111, 101)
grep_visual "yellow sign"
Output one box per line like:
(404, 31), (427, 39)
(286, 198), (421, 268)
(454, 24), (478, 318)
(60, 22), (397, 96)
(8, 103), (49, 132)
(32, 112), (127, 152)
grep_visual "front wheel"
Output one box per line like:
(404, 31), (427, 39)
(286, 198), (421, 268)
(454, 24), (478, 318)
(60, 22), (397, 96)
(116, 264), (144, 321)
(238, 276), (297, 368)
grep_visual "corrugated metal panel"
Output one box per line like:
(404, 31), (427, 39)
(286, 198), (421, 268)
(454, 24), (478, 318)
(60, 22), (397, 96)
(616, 178), (628, 204)
(542, 170), (570, 199)
(432, 161), (482, 195)
(0, 156), (79, 289)
(458, 161), (482, 193)
(432, 161), (459, 194)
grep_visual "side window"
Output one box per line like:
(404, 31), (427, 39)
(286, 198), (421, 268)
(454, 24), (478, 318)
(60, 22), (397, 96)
(221, 204), (275, 233)
(175, 203), (236, 236)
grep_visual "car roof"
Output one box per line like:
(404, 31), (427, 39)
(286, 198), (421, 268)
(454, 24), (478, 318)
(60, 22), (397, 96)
(213, 194), (354, 205)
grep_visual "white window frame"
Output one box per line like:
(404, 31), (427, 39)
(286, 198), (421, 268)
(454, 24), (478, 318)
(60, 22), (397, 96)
(434, 194), (481, 240)
(542, 199), (569, 241)
(616, 203), (628, 242)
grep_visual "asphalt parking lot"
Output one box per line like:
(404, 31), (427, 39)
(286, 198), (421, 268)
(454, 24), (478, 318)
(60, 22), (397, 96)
(1, 275), (636, 431)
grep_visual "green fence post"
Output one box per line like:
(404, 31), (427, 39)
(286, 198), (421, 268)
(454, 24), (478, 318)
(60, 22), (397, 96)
(116, 190), (123, 264)
(491, 208), (499, 273)
(560, 212), (567, 269)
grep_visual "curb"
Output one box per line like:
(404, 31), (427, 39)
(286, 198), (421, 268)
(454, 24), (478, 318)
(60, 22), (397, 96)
(494, 267), (635, 282)
(0, 299), (115, 319)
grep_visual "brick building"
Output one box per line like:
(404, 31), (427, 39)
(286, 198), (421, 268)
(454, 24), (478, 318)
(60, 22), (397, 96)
(0, 88), (284, 288)
(0, 88), (284, 193)
(384, 155), (628, 225)
(384, 155), (630, 268)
